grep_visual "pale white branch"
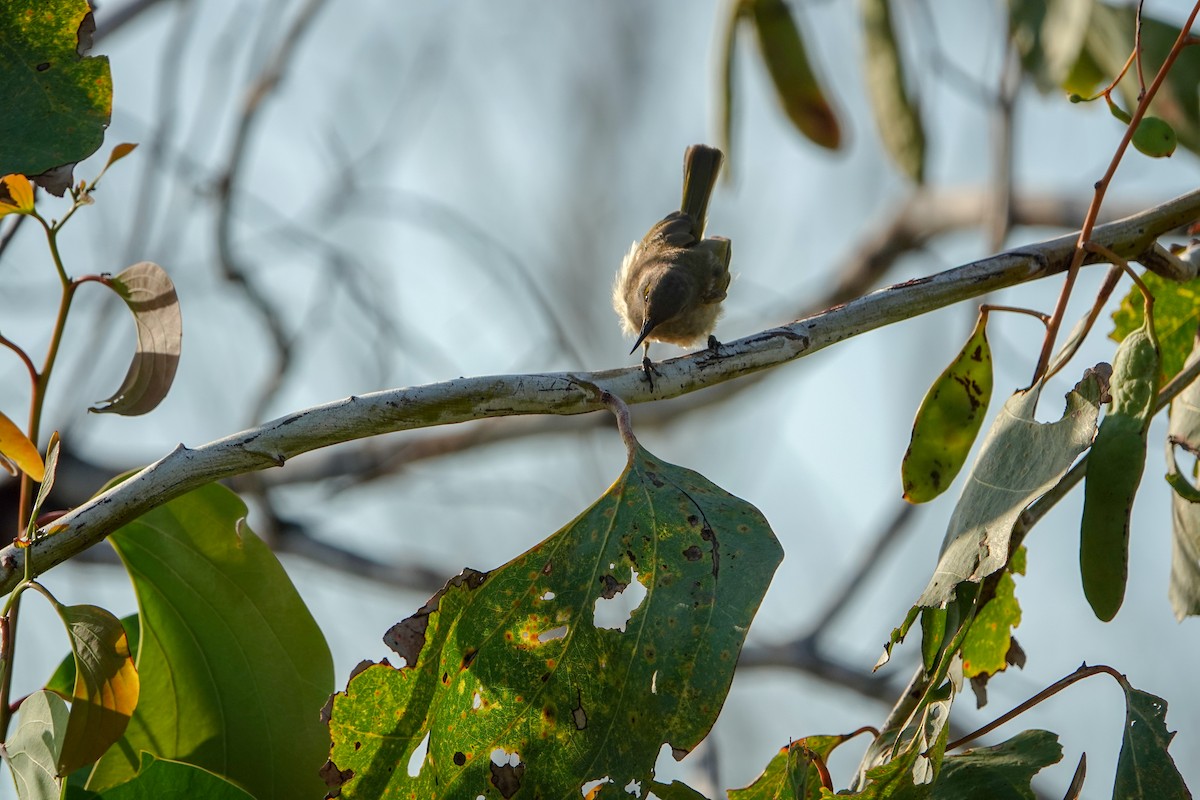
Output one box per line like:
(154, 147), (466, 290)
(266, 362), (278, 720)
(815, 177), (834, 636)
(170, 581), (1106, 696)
(5, 187), (1199, 594)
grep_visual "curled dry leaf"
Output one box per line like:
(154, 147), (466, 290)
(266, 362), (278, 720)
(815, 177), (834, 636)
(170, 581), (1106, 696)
(91, 261), (182, 416)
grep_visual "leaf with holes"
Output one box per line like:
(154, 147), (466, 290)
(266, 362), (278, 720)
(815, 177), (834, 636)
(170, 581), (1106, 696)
(325, 443), (783, 798)
(0, 0), (111, 191)
(54, 603), (138, 775)
(1114, 688), (1190, 798)
(91, 262), (182, 416)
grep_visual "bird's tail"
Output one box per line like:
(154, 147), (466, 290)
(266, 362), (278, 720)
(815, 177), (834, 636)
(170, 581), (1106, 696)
(679, 144), (723, 238)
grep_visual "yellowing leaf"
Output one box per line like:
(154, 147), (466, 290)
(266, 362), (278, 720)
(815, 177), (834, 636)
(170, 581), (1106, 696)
(902, 310), (993, 503)
(0, 174), (34, 217)
(0, 408), (43, 482)
(91, 262), (182, 416)
(57, 604), (139, 774)
(749, 0), (842, 149)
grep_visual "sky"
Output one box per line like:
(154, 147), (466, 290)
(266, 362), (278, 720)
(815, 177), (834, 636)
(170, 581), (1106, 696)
(2, 1), (1198, 796)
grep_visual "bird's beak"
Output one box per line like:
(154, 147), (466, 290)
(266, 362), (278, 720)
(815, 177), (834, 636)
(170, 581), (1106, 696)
(630, 318), (655, 354)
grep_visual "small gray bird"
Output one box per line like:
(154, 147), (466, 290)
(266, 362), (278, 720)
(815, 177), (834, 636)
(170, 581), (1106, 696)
(613, 144), (732, 382)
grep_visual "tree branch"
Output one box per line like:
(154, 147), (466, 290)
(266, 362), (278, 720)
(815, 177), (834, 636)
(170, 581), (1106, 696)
(4, 187), (1200, 594)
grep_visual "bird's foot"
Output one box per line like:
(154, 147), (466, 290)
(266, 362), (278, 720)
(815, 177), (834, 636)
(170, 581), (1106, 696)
(640, 356), (662, 390)
(707, 335), (723, 355)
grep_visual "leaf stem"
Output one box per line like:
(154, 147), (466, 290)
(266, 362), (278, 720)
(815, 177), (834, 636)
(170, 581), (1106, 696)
(1032, 1), (1200, 385)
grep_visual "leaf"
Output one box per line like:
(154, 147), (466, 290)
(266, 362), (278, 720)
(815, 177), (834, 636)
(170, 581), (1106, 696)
(90, 262), (182, 416)
(0, 407), (43, 482)
(86, 483), (334, 800)
(749, 0), (841, 150)
(55, 604), (138, 774)
(859, 0), (925, 182)
(1110, 271), (1200, 385)
(8, 690), (69, 798)
(729, 735), (844, 800)
(0, 0), (112, 191)
(961, 563), (1022, 680)
(93, 754), (255, 800)
(876, 604), (920, 671)
(326, 443), (783, 798)
(29, 431), (59, 526)
(1114, 688), (1191, 798)
(0, 173), (36, 217)
(917, 374), (1102, 607)
(46, 613), (139, 699)
(1167, 333), (1200, 620)
(931, 729), (1062, 799)
(1081, 298), (1159, 621)
(902, 310), (992, 503)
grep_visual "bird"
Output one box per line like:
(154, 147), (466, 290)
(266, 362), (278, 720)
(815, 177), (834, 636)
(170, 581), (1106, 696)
(613, 144), (731, 385)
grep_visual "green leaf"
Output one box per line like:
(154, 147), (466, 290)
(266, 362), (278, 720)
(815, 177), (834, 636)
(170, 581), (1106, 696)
(876, 604), (920, 670)
(55, 604), (138, 775)
(1114, 688), (1191, 799)
(86, 483), (334, 800)
(90, 262), (182, 416)
(931, 730), (1062, 799)
(29, 431), (60, 528)
(1132, 116), (1177, 158)
(93, 754), (255, 800)
(1167, 334), (1200, 620)
(902, 310), (993, 503)
(326, 443), (783, 798)
(730, 735), (844, 800)
(859, 0), (925, 182)
(749, 0), (842, 150)
(1081, 299), (1160, 621)
(917, 374), (1102, 607)
(8, 690), (69, 798)
(1110, 271), (1200, 385)
(0, 0), (112, 193)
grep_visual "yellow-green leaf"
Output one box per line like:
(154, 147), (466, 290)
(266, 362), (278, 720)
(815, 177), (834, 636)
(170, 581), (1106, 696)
(902, 310), (993, 503)
(749, 0), (842, 149)
(91, 261), (182, 416)
(56, 604), (138, 774)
